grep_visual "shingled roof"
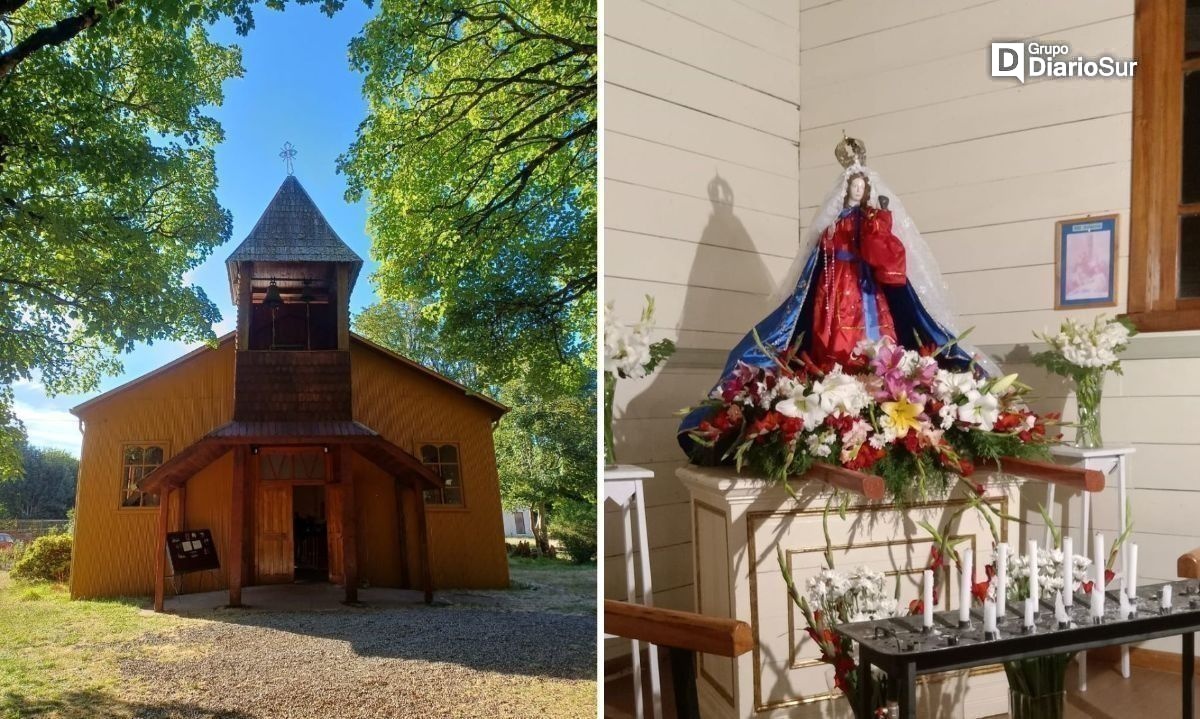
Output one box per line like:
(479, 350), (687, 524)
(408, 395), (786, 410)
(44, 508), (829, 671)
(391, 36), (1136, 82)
(225, 175), (364, 297)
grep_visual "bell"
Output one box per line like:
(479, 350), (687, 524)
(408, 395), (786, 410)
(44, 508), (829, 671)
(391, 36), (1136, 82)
(299, 279), (315, 304)
(263, 279), (284, 309)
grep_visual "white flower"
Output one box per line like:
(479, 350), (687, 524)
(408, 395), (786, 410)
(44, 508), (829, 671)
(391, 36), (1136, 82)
(957, 390), (1000, 430)
(777, 388), (828, 428)
(934, 369), (976, 403)
(868, 433), (889, 450)
(604, 299), (661, 379)
(806, 431), (835, 458)
(938, 403), (958, 430)
(817, 367), (871, 417)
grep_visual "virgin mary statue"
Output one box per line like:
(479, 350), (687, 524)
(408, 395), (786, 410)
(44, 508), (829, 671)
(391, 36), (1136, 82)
(678, 139), (999, 454)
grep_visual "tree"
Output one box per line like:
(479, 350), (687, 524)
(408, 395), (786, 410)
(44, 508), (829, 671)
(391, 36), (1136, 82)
(0, 0), (346, 474)
(356, 300), (481, 389)
(0, 443), (78, 519)
(340, 0), (597, 383)
(493, 370), (595, 557)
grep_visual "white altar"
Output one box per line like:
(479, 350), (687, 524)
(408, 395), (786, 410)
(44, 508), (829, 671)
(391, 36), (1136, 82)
(678, 465), (1023, 719)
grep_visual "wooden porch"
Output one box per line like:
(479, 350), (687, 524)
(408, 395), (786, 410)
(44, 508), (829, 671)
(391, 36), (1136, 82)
(141, 420), (442, 612)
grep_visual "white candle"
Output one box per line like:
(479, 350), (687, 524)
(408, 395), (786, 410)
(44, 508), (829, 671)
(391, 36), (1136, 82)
(1091, 584), (1103, 619)
(1162, 584), (1173, 611)
(1054, 591), (1068, 624)
(1128, 543), (1139, 599)
(1062, 536), (1074, 607)
(1094, 532), (1106, 591)
(984, 599), (997, 634)
(959, 549), (973, 624)
(922, 569), (934, 629)
(997, 543), (1008, 618)
(1024, 596), (1035, 628)
(1119, 590), (1131, 620)
(1028, 540), (1039, 607)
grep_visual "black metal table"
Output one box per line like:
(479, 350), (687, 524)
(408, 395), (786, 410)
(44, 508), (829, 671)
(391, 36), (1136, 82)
(834, 580), (1200, 719)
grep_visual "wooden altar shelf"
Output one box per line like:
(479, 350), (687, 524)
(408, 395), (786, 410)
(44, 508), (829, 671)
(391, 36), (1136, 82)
(788, 454), (1103, 501)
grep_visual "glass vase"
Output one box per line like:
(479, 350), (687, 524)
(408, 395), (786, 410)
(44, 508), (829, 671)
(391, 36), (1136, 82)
(1008, 688), (1066, 719)
(1073, 370), (1104, 449)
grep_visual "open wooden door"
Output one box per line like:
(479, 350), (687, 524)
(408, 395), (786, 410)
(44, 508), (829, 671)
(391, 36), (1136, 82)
(255, 482), (293, 584)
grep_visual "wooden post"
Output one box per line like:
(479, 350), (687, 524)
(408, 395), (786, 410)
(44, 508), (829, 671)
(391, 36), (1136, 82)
(228, 447), (247, 607)
(394, 480), (410, 588)
(153, 488), (169, 612)
(416, 484), (433, 604)
(340, 446), (358, 603)
(236, 262), (253, 350)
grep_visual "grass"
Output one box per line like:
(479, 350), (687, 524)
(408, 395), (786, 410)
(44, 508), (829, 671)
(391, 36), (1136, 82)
(0, 572), (184, 719)
(505, 555), (596, 615)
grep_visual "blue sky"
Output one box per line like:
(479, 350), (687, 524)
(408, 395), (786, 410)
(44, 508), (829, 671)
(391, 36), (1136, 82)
(14, 2), (380, 456)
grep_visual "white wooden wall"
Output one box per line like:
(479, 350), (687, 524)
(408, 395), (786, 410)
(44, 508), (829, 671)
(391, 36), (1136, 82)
(605, 0), (1200, 658)
(603, 0), (801, 621)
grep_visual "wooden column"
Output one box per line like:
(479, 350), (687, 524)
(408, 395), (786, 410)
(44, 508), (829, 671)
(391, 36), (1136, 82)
(228, 447), (248, 607)
(340, 446), (358, 603)
(236, 262), (253, 349)
(153, 488), (170, 612)
(394, 480), (410, 588)
(416, 484), (433, 604)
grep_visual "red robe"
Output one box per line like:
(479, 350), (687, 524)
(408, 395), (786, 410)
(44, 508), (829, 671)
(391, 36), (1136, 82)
(810, 206), (907, 365)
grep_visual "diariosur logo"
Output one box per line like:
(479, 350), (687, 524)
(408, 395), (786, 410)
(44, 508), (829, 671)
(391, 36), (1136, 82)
(991, 42), (1137, 83)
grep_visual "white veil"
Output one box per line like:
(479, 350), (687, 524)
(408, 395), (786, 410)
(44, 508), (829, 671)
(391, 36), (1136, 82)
(769, 162), (1001, 376)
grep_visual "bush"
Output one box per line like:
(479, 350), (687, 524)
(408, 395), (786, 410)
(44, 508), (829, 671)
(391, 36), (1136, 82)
(0, 541), (24, 571)
(552, 500), (596, 565)
(509, 540), (535, 558)
(11, 532), (72, 582)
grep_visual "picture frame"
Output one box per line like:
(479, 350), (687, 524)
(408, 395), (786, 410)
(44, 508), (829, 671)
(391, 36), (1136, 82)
(1054, 214), (1119, 310)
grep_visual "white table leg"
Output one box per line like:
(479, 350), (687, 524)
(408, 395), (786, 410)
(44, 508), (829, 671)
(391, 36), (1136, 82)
(1079, 490), (1091, 692)
(634, 485), (663, 719)
(1118, 456), (1131, 679)
(623, 499), (643, 719)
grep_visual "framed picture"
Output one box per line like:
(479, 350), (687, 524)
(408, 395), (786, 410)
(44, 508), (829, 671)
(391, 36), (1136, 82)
(1054, 214), (1118, 309)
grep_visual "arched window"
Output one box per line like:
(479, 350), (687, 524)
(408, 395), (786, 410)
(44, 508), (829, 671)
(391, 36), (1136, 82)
(120, 443), (166, 508)
(418, 443), (463, 506)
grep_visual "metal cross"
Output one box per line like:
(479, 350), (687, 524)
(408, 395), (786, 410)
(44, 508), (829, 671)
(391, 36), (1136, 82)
(279, 141), (297, 175)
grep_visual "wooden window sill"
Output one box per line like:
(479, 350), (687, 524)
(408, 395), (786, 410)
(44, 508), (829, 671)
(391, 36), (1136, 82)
(1122, 309), (1200, 333)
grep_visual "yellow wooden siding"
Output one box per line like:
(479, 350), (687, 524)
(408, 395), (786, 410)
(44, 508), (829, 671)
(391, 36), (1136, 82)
(70, 341), (235, 599)
(70, 337), (509, 598)
(350, 343), (510, 590)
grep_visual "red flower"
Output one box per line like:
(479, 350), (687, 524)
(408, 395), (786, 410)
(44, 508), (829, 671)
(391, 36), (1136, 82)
(902, 430), (920, 453)
(972, 578), (991, 603)
(1105, 568), (1115, 586)
(929, 545), (944, 572)
(957, 458), (975, 476)
(843, 443), (884, 471)
(779, 416), (804, 443)
(908, 598), (923, 615)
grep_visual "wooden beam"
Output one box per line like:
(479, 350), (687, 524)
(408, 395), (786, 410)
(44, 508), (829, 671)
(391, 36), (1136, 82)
(228, 447), (247, 607)
(993, 457), (1105, 493)
(801, 463), (885, 500)
(604, 600), (754, 658)
(153, 490), (169, 612)
(1179, 547), (1200, 579)
(394, 480), (410, 588)
(339, 446), (358, 603)
(416, 485), (433, 604)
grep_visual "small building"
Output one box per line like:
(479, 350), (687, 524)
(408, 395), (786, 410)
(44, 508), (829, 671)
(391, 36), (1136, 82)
(501, 508), (534, 538)
(69, 175), (510, 608)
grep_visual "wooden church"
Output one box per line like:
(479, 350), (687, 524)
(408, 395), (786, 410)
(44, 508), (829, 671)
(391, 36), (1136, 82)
(68, 175), (510, 609)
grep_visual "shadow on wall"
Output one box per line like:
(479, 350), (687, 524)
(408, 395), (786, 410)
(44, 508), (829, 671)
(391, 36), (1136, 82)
(616, 174), (777, 466)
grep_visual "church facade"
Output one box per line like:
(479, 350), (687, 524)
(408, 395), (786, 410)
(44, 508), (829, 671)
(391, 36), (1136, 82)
(69, 176), (510, 606)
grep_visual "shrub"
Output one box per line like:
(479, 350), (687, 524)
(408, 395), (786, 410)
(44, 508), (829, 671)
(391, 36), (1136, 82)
(11, 532), (72, 583)
(509, 540), (535, 558)
(552, 500), (596, 565)
(0, 541), (24, 571)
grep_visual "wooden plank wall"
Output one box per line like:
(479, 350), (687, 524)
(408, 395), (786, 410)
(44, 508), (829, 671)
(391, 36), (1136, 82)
(603, 0), (802, 621)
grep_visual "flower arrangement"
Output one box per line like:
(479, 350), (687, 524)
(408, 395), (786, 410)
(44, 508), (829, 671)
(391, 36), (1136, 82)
(603, 296), (675, 463)
(1032, 316), (1135, 449)
(781, 559), (896, 717)
(687, 337), (1055, 502)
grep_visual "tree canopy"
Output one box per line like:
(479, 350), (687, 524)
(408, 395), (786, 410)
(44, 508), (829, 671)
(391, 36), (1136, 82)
(340, 0), (597, 383)
(0, 443), (78, 519)
(0, 0), (347, 474)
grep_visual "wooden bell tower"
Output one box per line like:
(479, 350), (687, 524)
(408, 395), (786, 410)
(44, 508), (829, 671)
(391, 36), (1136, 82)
(224, 175), (364, 422)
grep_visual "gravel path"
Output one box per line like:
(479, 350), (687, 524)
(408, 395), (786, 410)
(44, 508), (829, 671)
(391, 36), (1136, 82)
(118, 606), (595, 719)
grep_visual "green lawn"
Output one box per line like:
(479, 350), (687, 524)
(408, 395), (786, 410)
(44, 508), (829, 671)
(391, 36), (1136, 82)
(0, 573), (185, 718)
(506, 555), (596, 615)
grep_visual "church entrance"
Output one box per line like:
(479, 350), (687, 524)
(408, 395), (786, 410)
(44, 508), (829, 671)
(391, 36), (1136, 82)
(292, 485), (328, 582)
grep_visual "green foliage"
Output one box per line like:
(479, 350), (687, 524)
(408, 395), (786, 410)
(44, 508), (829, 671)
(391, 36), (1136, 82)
(355, 300), (481, 388)
(340, 0), (597, 383)
(10, 532), (72, 583)
(0, 443), (79, 519)
(551, 497), (595, 564)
